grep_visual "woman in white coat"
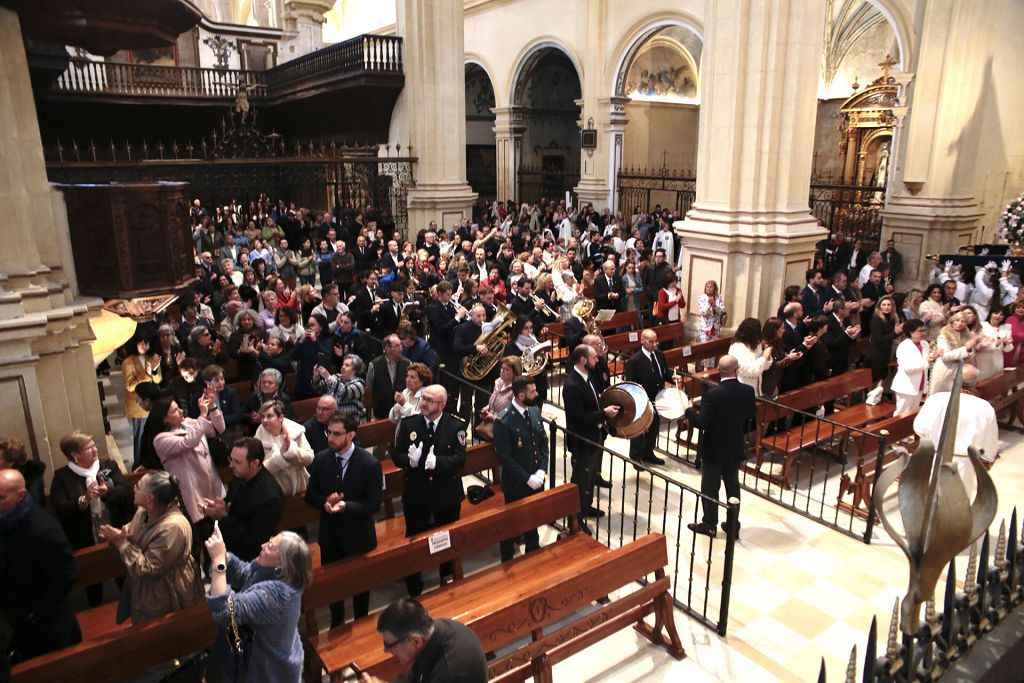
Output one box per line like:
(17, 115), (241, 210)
(728, 317), (773, 397)
(254, 399), (314, 497)
(891, 319), (930, 416)
(977, 307), (1013, 380)
(929, 312), (986, 395)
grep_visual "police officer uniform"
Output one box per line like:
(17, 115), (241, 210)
(391, 411), (468, 596)
(493, 401), (549, 561)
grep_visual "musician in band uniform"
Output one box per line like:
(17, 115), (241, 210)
(493, 377), (549, 561)
(426, 281), (467, 413)
(391, 385), (468, 596)
(452, 304), (487, 422)
(625, 329), (671, 466)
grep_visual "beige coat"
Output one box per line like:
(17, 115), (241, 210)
(256, 418), (314, 496)
(118, 504), (203, 623)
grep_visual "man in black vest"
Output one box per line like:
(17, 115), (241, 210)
(305, 412), (382, 626)
(493, 376), (549, 561)
(201, 437), (284, 562)
(684, 355), (755, 537)
(366, 334), (410, 420)
(392, 385), (467, 596)
(625, 329), (671, 466)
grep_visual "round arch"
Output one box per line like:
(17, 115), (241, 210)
(464, 53), (500, 106)
(506, 37), (584, 108)
(863, 0), (915, 69)
(607, 12), (705, 98)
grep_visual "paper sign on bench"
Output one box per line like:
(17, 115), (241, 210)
(629, 332), (639, 342)
(428, 530), (452, 554)
(682, 346), (692, 357)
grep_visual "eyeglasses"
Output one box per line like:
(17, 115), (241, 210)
(382, 635), (408, 652)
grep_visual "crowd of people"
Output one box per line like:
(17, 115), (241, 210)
(2, 189), (1019, 679)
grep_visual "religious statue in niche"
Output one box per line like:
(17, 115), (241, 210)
(871, 144), (890, 202)
(624, 41), (697, 102)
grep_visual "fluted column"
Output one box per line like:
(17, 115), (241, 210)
(399, 0), (476, 234)
(675, 0), (826, 327)
(492, 107), (526, 203)
(575, 96), (629, 212)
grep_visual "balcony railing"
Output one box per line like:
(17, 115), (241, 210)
(48, 34), (403, 103)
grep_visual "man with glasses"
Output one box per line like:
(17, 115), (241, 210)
(305, 412), (382, 626)
(391, 385), (467, 596)
(302, 394), (337, 455)
(367, 598), (486, 683)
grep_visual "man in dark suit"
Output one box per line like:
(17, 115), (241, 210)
(824, 299), (861, 378)
(427, 282), (468, 412)
(683, 355), (755, 537)
(0, 469), (81, 663)
(881, 239), (903, 280)
(392, 385), (468, 596)
(366, 334), (410, 420)
(376, 281), (408, 338)
(352, 234), (375, 274)
(202, 438), (284, 561)
(799, 268), (830, 318)
(563, 345), (620, 533)
(303, 394), (337, 455)
(493, 376), (549, 561)
(625, 329), (671, 466)
(780, 302), (817, 392)
(305, 412), (383, 626)
(349, 271), (381, 331)
(452, 304), (486, 421)
(563, 313), (587, 358)
(380, 240), (403, 273)
(593, 260), (626, 312)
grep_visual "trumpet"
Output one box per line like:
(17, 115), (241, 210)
(531, 294), (557, 318)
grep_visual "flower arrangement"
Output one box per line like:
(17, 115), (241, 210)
(998, 192), (1024, 247)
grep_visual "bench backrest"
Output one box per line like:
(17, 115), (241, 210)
(380, 443), (500, 513)
(974, 365), (1024, 408)
(12, 603), (215, 683)
(604, 322), (686, 355)
(774, 367), (873, 413)
(301, 484), (580, 618)
(851, 409), (919, 459)
(544, 309), (642, 340)
(665, 337), (733, 372)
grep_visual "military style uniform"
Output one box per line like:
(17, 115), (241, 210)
(392, 412), (468, 596)
(493, 403), (549, 561)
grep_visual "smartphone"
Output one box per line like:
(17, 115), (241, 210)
(317, 351), (331, 368)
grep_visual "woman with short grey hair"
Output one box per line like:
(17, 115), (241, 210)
(315, 353), (367, 422)
(205, 527), (312, 682)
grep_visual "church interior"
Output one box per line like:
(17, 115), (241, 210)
(2, 0), (1024, 681)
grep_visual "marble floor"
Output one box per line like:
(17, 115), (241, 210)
(103, 380), (1023, 683)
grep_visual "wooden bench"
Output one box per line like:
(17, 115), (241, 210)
(305, 485), (685, 682)
(837, 409), (919, 520)
(544, 310), (642, 363)
(12, 602), (215, 683)
(974, 365), (1024, 430)
(602, 322), (687, 376)
(753, 368), (894, 488)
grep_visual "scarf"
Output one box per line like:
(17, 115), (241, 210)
(68, 458), (104, 516)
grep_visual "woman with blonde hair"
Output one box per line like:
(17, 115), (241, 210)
(697, 280), (726, 343)
(476, 356), (523, 440)
(865, 295), (903, 383)
(929, 311), (986, 394)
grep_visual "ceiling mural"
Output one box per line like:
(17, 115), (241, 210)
(625, 36), (698, 104)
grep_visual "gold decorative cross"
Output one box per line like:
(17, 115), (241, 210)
(878, 54), (898, 78)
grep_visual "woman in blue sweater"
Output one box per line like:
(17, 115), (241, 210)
(205, 525), (312, 682)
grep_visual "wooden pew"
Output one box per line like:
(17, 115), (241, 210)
(305, 485), (685, 682)
(974, 365), (1024, 430)
(602, 322), (687, 376)
(544, 310), (642, 364)
(837, 409), (919, 520)
(754, 368), (894, 488)
(12, 603), (215, 683)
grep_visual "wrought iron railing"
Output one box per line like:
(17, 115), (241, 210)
(48, 35), (403, 102)
(517, 164), (579, 207)
(616, 166), (696, 217)
(809, 182), (885, 250)
(822, 508), (1023, 681)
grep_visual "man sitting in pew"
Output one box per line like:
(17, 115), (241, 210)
(392, 385), (468, 597)
(306, 412), (382, 626)
(493, 376), (549, 562)
(303, 394), (337, 455)
(363, 598), (487, 683)
(201, 438), (284, 561)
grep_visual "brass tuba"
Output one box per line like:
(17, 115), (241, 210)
(521, 340), (553, 377)
(460, 303), (517, 381)
(571, 298), (607, 353)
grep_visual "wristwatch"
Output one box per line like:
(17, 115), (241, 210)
(213, 562), (227, 574)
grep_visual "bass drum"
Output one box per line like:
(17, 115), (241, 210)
(599, 382), (654, 439)
(654, 387), (689, 420)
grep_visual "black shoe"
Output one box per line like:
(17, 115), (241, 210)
(721, 522), (741, 540)
(582, 506), (605, 518)
(596, 476), (612, 488)
(644, 455), (666, 466)
(688, 523), (717, 538)
(578, 518), (594, 536)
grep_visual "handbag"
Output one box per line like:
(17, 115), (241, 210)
(219, 593), (254, 679)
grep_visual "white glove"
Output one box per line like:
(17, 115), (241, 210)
(423, 445), (436, 471)
(986, 260), (998, 271)
(1002, 259), (1013, 272)
(944, 259), (954, 272)
(407, 442), (422, 468)
(526, 470), (546, 490)
(981, 248), (990, 255)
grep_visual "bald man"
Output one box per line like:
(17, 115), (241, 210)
(684, 355), (756, 538)
(0, 470), (81, 662)
(625, 329), (672, 466)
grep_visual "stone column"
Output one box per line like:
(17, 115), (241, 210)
(399, 0), (476, 234)
(675, 0), (827, 328)
(575, 96), (629, 212)
(492, 107), (526, 203)
(881, 0), (992, 288)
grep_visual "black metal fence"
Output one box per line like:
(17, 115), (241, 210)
(616, 166), (696, 217)
(516, 164), (579, 207)
(809, 182), (885, 251)
(437, 366), (739, 636)
(822, 508), (1023, 681)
